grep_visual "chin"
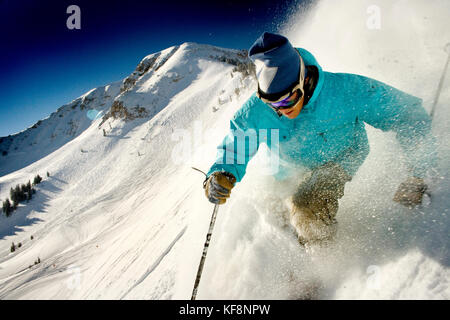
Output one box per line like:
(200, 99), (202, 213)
(284, 110), (300, 119)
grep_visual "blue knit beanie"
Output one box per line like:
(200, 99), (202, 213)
(248, 32), (303, 97)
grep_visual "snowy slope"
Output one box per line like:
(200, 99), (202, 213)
(0, 0), (449, 300)
(0, 42), (256, 299)
(0, 82), (122, 177)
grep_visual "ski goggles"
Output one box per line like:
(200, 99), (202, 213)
(266, 85), (303, 109)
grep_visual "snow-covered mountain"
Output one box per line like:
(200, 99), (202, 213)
(0, 82), (121, 177)
(0, 42), (258, 299)
(0, 0), (449, 300)
(0, 43), (253, 177)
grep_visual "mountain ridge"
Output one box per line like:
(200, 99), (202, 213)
(0, 42), (255, 177)
(0, 39), (257, 299)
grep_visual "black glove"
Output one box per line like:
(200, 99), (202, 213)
(204, 171), (236, 204)
(393, 177), (428, 207)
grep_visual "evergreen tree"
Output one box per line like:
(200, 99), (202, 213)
(33, 174), (42, 185)
(14, 184), (25, 202)
(10, 187), (16, 203)
(20, 184), (27, 201)
(3, 199), (12, 216)
(26, 180), (32, 200)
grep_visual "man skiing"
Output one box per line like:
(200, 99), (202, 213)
(203, 32), (436, 247)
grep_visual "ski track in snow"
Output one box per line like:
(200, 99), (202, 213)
(0, 0), (449, 299)
(120, 226), (186, 299)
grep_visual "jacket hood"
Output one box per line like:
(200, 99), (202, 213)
(296, 48), (324, 107)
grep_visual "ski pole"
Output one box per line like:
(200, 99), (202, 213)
(430, 42), (450, 119)
(191, 203), (219, 300)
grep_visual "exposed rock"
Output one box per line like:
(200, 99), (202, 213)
(208, 49), (256, 79)
(121, 53), (161, 93)
(120, 46), (180, 94)
(99, 101), (149, 126)
(154, 46), (179, 72)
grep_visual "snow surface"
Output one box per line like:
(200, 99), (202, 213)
(0, 0), (449, 299)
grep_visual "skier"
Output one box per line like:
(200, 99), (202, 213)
(203, 32), (436, 247)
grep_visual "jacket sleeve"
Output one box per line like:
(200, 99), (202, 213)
(207, 97), (261, 182)
(351, 75), (437, 178)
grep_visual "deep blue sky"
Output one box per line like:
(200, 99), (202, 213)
(0, 0), (304, 137)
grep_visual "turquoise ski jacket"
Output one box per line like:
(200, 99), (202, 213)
(207, 48), (435, 183)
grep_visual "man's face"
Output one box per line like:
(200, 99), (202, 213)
(278, 93), (304, 119)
